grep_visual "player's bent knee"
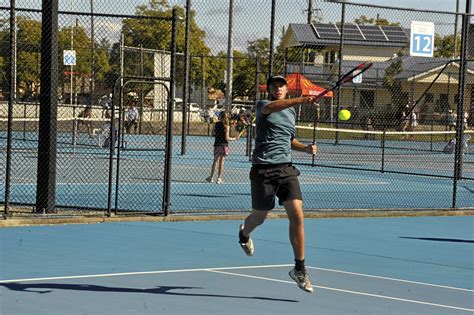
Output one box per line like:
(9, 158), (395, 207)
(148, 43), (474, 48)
(250, 209), (268, 225)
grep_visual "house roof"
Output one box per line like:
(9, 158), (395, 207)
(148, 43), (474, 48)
(395, 57), (474, 79)
(283, 23), (409, 49)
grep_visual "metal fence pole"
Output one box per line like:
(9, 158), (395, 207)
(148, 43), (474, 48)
(452, 1), (472, 208)
(4, 0), (16, 218)
(268, 0), (276, 76)
(36, 0), (59, 213)
(335, 2), (346, 144)
(225, 0), (234, 112)
(163, 8), (178, 215)
(90, 0), (95, 106)
(181, 0), (191, 155)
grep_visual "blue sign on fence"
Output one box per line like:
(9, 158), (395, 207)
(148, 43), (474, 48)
(410, 21), (434, 57)
(352, 70), (362, 84)
(63, 50), (76, 66)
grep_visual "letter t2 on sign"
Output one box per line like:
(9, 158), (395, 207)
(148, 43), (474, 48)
(410, 21), (434, 57)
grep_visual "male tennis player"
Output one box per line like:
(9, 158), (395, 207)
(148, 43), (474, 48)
(239, 75), (317, 293)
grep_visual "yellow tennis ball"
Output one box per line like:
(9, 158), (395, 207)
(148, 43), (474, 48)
(338, 109), (351, 121)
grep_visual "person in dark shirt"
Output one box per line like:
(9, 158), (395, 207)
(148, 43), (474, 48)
(206, 111), (239, 184)
(77, 106), (94, 138)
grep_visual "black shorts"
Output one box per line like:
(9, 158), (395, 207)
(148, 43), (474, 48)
(250, 163), (302, 211)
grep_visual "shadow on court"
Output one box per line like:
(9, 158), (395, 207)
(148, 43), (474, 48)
(399, 236), (474, 243)
(0, 282), (298, 303)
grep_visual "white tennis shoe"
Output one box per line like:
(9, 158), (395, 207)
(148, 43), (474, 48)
(239, 224), (254, 256)
(289, 268), (314, 293)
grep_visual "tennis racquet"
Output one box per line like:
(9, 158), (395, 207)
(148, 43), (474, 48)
(312, 62), (373, 102)
(234, 115), (256, 138)
(310, 62), (373, 162)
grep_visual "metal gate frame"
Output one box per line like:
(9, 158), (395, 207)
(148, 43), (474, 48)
(108, 77), (172, 216)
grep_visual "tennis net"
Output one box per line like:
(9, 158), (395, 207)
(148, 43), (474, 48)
(0, 117), (115, 151)
(292, 125), (473, 178)
(0, 116), (169, 155)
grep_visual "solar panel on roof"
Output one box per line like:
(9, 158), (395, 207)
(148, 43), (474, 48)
(380, 25), (407, 42)
(384, 30), (406, 36)
(343, 25), (364, 40)
(307, 22), (409, 44)
(358, 25), (383, 32)
(364, 35), (389, 42)
(380, 26), (405, 34)
(357, 25), (388, 41)
(313, 23), (340, 38)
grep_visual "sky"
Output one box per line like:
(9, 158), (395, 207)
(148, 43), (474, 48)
(4, 0), (471, 53)
(339, 0), (468, 11)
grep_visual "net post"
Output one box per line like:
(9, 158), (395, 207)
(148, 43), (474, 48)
(430, 123), (434, 151)
(380, 129), (386, 173)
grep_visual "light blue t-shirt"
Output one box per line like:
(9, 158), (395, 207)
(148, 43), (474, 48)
(252, 100), (296, 165)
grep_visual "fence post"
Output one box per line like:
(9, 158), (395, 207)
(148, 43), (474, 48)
(181, 0), (191, 155)
(335, 2), (346, 145)
(163, 8), (178, 216)
(36, 0), (59, 214)
(452, 1), (471, 208)
(4, 0), (17, 218)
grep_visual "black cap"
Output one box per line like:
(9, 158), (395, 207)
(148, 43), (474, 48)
(267, 75), (287, 87)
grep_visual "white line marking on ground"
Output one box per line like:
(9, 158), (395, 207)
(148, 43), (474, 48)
(209, 270), (474, 312)
(0, 264), (293, 283)
(308, 266), (474, 292)
(1, 264), (472, 312)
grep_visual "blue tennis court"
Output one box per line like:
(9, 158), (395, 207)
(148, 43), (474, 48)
(1, 216), (473, 314)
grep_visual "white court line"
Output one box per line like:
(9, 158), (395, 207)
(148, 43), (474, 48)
(0, 265), (473, 311)
(308, 266), (474, 292)
(0, 264), (293, 283)
(1, 264), (471, 292)
(208, 270), (474, 313)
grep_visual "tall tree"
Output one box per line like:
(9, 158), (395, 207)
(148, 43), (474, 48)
(354, 15), (400, 26)
(119, 0), (210, 80)
(0, 18), (9, 94)
(383, 52), (406, 122)
(15, 16), (42, 99)
(434, 33), (460, 58)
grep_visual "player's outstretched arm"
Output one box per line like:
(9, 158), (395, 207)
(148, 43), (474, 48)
(291, 138), (317, 155)
(262, 96), (319, 115)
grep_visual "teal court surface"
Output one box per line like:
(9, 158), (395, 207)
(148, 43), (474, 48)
(0, 216), (473, 314)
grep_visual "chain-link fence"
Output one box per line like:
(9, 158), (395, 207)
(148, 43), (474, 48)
(1, 0), (473, 217)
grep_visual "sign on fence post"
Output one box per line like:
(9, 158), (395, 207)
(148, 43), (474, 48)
(410, 21), (434, 57)
(352, 70), (362, 84)
(63, 50), (76, 66)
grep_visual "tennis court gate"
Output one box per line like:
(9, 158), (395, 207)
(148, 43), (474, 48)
(110, 77), (174, 215)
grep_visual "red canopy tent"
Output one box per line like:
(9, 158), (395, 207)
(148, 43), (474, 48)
(258, 73), (333, 98)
